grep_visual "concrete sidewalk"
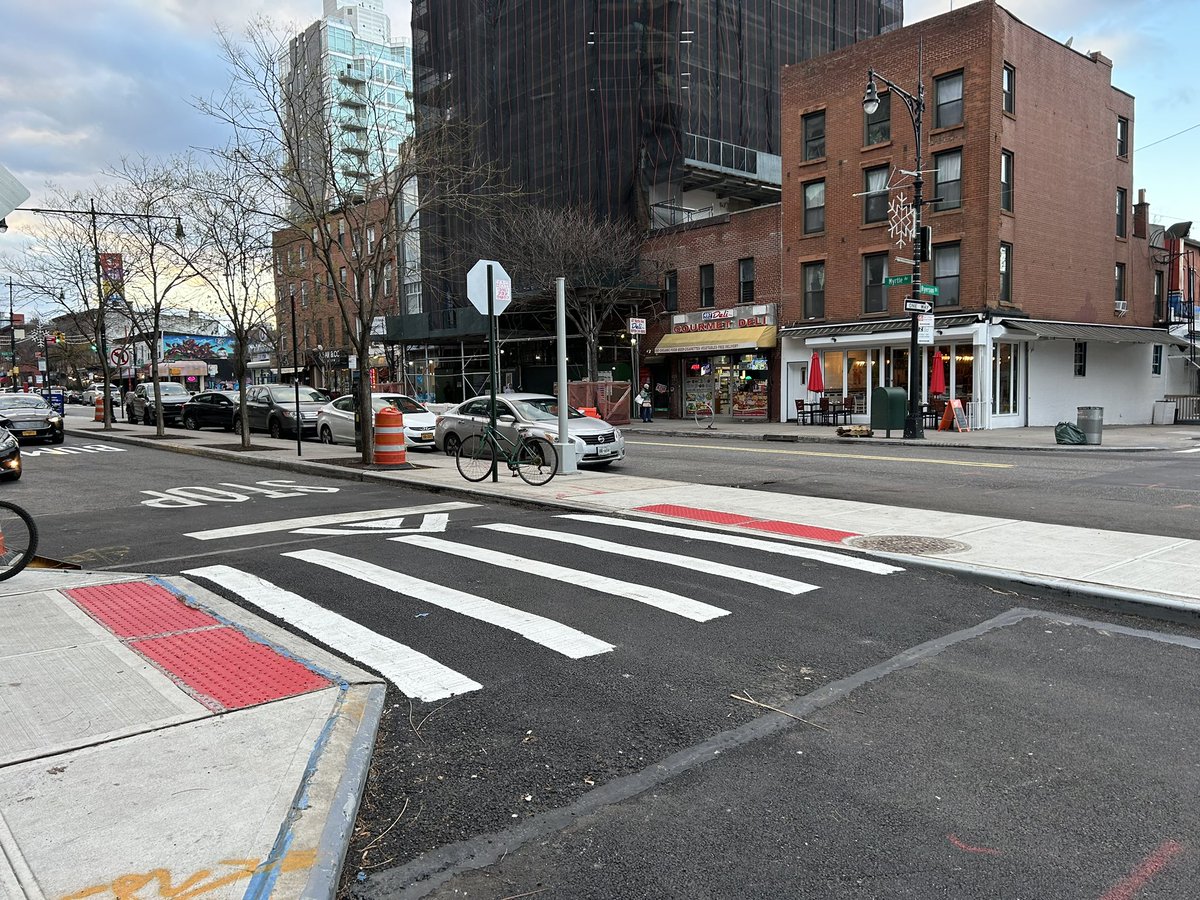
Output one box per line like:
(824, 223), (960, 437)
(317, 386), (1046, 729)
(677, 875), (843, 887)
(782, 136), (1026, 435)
(6, 411), (1191, 896)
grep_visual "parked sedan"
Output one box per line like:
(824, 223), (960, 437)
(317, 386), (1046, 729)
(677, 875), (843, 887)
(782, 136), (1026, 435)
(434, 393), (624, 467)
(0, 393), (64, 444)
(238, 384), (327, 439)
(180, 390), (240, 431)
(317, 393), (438, 449)
(0, 428), (22, 480)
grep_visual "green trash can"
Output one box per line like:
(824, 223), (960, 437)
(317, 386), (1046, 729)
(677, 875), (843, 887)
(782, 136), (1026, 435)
(871, 387), (907, 435)
(1077, 406), (1103, 445)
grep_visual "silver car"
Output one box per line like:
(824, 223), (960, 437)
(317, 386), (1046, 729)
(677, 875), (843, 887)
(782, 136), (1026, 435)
(435, 393), (624, 467)
(316, 393), (438, 449)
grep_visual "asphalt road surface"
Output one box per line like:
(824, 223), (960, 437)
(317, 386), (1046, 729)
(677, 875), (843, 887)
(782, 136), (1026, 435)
(620, 435), (1200, 540)
(17, 439), (1200, 899)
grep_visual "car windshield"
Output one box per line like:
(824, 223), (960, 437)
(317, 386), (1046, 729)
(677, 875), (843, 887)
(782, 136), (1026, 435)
(377, 396), (426, 415)
(0, 395), (49, 410)
(156, 383), (189, 396)
(509, 397), (585, 421)
(269, 386), (326, 403)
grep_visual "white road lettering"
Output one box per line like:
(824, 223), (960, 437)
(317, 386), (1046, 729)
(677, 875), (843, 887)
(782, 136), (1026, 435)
(284, 548), (614, 659)
(294, 513), (451, 536)
(22, 444), (125, 458)
(183, 564), (481, 701)
(184, 502), (477, 539)
(143, 480), (343, 509)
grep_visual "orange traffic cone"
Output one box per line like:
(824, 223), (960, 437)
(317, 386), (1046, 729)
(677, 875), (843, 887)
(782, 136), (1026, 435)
(374, 405), (409, 467)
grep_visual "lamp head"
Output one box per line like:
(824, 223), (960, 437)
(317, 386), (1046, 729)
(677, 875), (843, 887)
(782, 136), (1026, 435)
(863, 79), (880, 116)
(0, 218), (7, 234)
(174, 218), (185, 240)
(1167, 221), (1192, 241)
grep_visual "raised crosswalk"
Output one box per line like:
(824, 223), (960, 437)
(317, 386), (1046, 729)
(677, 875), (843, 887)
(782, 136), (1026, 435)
(184, 515), (902, 702)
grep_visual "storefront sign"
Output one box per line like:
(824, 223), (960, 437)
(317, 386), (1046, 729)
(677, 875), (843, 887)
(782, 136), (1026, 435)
(701, 309), (735, 321)
(673, 314), (771, 333)
(672, 303), (776, 332)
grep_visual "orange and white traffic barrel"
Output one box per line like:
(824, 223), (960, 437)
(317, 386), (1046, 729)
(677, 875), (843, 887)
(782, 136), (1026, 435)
(94, 393), (105, 422)
(374, 405), (408, 467)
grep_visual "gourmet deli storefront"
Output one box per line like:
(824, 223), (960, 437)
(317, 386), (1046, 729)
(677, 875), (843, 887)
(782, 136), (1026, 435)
(653, 303), (779, 422)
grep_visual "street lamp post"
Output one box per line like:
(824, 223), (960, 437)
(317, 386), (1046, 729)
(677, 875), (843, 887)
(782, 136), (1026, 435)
(864, 64), (927, 440)
(6, 278), (65, 393)
(4, 204), (183, 428)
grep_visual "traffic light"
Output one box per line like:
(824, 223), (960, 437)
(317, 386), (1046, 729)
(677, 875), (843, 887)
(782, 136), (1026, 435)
(89, 343), (97, 352)
(918, 225), (932, 263)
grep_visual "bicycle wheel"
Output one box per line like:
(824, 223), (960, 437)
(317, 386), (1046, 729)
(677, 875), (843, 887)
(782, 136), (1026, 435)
(0, 501), (38, 581)
(514, 436), (557, 486)
(456, 433), (495, 482)
(694, 403), (714, 429)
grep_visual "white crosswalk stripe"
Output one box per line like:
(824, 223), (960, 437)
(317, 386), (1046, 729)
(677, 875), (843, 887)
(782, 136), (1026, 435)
(283, 549), (614, 659)
(477, 524), (819, 595)
(393, 534), (730, 622)
(557, 514), (903, 575)
(183, 564), (482, 701)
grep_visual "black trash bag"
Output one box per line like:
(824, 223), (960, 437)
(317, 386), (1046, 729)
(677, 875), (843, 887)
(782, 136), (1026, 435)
(1055, 421), (1087, 445)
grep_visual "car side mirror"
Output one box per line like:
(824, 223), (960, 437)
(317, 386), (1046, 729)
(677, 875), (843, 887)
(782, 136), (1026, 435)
(497, 414), (516, 424)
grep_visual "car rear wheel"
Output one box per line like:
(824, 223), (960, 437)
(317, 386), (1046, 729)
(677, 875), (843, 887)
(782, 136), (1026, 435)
(319, 426), (335, 445)
(269, 419), (283, 440)
(443, 433), (461, 456)
(233, 417), (244, 436)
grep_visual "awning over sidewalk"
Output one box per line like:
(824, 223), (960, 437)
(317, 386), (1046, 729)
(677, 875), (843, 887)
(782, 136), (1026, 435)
(1001, 319), (1190, 346)
(654, 325), (777, 354)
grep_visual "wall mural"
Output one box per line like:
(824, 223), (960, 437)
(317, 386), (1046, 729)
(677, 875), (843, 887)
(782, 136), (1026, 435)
(163, 334), (235, 360)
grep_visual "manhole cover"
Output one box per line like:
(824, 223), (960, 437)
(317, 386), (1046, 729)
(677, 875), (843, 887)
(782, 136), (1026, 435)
(847, 535), (971, 555)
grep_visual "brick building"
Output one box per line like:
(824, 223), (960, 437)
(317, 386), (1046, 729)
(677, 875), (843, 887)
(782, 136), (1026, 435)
(644, 0), (1192, 427)
(774, 0), (1190, 428)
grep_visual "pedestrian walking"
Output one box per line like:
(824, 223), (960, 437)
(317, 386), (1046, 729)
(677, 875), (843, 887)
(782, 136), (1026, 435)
(637, 383), (654, 422)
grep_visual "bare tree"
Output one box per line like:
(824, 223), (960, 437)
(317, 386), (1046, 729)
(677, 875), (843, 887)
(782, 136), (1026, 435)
(186, 162), (275, 447)
(196, 17), (513, 462)
(496, 204), (652, 381)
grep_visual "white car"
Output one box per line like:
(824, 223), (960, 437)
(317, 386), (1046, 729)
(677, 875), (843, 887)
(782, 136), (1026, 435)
(316, 393), (438, 449)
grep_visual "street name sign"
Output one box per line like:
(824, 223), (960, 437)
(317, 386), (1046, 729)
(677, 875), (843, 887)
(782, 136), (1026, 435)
(904, 299), (933, 313)
(466, 259), (513, 316)
(884, 274), (914, 287)
(919, 284), (940, 296)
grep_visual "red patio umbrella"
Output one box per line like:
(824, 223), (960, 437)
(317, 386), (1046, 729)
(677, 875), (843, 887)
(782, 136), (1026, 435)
(930, 349), (947, 396)
(808, 351), (824, 394)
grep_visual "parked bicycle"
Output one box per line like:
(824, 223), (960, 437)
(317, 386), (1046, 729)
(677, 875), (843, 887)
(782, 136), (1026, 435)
(456, 422), (558, 486)
(693, 396), (716, 429)
(0, 500), (38, 580)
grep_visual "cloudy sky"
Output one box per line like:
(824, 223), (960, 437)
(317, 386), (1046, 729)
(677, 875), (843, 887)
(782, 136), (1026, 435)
(1, 0), (1197, 229)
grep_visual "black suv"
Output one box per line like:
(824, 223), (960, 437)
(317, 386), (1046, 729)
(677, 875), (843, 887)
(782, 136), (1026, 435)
(125, 381), (190, 426)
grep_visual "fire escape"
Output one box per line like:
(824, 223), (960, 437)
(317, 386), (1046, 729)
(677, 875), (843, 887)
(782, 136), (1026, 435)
(1153, 223), (1200, 422)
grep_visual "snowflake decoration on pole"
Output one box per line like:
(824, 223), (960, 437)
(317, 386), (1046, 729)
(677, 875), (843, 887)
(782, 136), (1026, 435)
(888, 191), (916, 248)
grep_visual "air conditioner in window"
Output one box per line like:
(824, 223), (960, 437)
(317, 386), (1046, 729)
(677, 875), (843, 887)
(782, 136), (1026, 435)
(1114, 299), (1128, 316)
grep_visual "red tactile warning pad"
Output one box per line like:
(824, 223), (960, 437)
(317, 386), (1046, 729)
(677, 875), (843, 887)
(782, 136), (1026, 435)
(741, 520), (860, 543)
(131, 627), (331, 711)
(65, 582), (220, 638)
(632, 503), (860, 544)
(633, 504), (757, 526)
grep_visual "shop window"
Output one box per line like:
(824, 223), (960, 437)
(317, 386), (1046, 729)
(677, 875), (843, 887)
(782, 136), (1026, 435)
(863, 253), (888, 313)
(865, 92), (890, 145)
(739, 258), (755, 303)
(992, 342), (1019, 415)
(1074, 341), (1087, 376)
(933, 244), (960, 307)
(804, 180), (825, 234)
(699, 264), (714, 307)
(803, 261), (825, 319)
(663, 270), (678, 311)
(803, 110), (825, 161)
(935, 71), (963, 128)
(864, 166), (888, 223)
(1152, 344), (1163, 376)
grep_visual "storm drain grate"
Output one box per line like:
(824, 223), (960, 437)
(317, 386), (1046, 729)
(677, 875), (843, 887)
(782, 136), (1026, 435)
(847, 535), (971, 555)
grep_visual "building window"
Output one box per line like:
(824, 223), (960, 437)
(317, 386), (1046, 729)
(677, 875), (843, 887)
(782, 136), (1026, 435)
(339, 266), (347, 285)
(803, 111), (825, 161)
(1117, 116), (1129, 158)
(1000, 150), (1014, 212)
(864, 166), (889, 223)
(803, 180), (825, 233)
(803, 261), (825, 319)
(299, 244), (307, 264)
(933, 243), (960, 307)
(935, 72), (963, 128)
(316, 321), (324, 347)
(664, 271), (678, 311)
(699, 264), (714, 308)
(1115, 262), (1126, 304)
(1002, 63), (1015, 114)
(328, 317), (336, 346)
(738, 258), (755, 303)
(863, 253), (888, 313)
(1154, 270), (1165, 320)
(1116, 187), (1127, 237)
(1074, 341), (1087, 376)
(933, 150), (962, 211)
(367, 225), (376, 253)
(1000, 242), (1013, 304)
(383, 263), (393, 297)
(337, 219), (346, 246)
(865, 91), (890, 145)
(1152, 344), (1164, 376)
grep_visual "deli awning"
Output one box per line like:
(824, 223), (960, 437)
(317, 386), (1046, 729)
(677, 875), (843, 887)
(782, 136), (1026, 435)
(654, 325), (777, 354)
